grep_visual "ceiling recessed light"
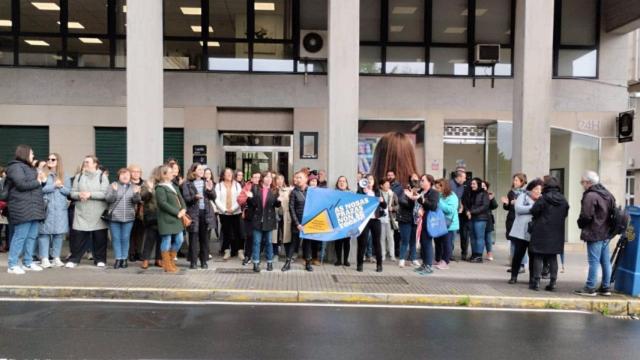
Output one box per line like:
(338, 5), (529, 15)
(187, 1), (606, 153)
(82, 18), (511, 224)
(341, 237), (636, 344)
(444, 27), (467, 34)
(25, 39), (50, 46)
(79, 37), (103, 44)
(199, 41), (221, 47)
(180, 7), (202, 15)
(190, 25), (214, 33)
(389, 25), (405, 32)
(57, 21), (85, 29)
(255, 2), (275, 11)
(31, 2), (60, 11)
(461, 8), (488, 16)
(122, 5), (127, 13)
(0, 19), (12, 27)
(392, 6), (417, 15)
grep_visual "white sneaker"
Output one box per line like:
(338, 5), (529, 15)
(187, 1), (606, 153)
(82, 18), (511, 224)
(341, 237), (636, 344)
(7, 266), (26, 275)
(23, 264), (43, 271)
(389, 257), (397, 262)
(65, 262), (77, 268)
(41, 258), (52, 268)
(53, 258), (64, 267)
(412, 260), (421, 267)
(238, 250), (245, 261)
(223, 249), (231, 260)
(96, 262), (106, 268)
(399, 259), (405, 268)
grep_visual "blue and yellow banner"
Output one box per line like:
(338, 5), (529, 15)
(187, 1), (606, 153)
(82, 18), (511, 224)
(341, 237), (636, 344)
(300, 187), (380, 241)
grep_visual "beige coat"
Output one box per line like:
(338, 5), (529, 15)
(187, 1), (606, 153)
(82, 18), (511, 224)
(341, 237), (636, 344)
(272, 186), (292, 244)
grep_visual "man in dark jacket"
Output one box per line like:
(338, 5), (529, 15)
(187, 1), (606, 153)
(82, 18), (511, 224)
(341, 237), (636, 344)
(575, 171), (614, 297)
(282, 171), (312, 272)
(529, 177), (569, 291)
(450, 169), (470, 260)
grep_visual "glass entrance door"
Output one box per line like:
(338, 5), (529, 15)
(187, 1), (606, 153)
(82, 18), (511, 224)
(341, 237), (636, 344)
(221, 133), (293, 181)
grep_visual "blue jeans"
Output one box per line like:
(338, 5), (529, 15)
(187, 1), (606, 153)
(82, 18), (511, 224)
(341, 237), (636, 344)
(419, 227), (434, 267)
(484, 230), (493, 253)
(471, 220), (488, 257)
(8, 221), (39, 268)
(38, 233), (64, 259)
(160, 232), (184, 253)
(365, 232), (373, 258)
(252, 230), (274, 263)
(586, 239), (612, 289)
(399, 222), (417, 261)
(110, 221), (134, 260)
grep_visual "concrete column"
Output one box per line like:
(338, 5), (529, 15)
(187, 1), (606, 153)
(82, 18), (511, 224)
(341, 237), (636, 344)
(328, 0), (359, 185)
(184, 107), (219, 173)
(126, 0), (163, 175)
(512, 0), (554, 177)
(424, 114), (444, 178)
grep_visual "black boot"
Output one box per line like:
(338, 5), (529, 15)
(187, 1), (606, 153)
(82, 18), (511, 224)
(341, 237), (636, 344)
(113, 260), (121, 269)
(200, 261), (208, 269)
(356, 263), (363, 272)
(253, 262), (260, 273)
(242, 256), (251, 266)
(281, 259), (291, 272)
(529, 278), (540, 291)
(305, 260), (313, 272)
(334, 259), (342, 266)
(376, 264), (383, 273)
(545, 279), (557, 292)
(267, 263), (273, 271)
(121, 259), (128, 269)
(508, 275), (517, 285)
(190, 261), (197, 269)
(344, 260), (351, 267)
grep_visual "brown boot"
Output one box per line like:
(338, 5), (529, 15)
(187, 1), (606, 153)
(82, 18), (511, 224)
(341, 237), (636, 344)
(154, 259), (163, 267)
(141, 260), (149, 269)
(161, 252), (176, 273)
(169, 251), (178, 272)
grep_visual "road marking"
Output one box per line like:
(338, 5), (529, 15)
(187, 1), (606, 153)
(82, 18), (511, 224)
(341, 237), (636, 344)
(0, 297), (592, 314)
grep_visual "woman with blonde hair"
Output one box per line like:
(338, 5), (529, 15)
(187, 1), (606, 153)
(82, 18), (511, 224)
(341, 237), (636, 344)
(37, 153), (70, 268)
(155, 165), (188, 273)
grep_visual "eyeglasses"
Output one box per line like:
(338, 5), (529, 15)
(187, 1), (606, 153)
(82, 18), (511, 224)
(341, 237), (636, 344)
(48, 158), (57, 162)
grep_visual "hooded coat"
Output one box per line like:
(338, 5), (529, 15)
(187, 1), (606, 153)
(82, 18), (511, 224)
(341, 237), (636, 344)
(528, 184), (569, 255)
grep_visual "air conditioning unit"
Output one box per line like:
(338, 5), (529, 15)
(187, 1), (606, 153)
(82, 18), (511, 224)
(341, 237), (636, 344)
(299, 30), (328, 60)
(474, 44), (500, 65)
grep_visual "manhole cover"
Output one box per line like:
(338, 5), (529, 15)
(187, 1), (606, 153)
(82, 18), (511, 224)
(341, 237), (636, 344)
(215, 268), (257, 274)
(332, 275), (408, 285)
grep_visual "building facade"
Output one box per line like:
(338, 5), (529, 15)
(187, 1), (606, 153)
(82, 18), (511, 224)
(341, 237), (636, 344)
(1, 0), (639, 242)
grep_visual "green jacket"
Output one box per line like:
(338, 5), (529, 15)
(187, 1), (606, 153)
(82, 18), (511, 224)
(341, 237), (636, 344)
(155, 183), (186, 236)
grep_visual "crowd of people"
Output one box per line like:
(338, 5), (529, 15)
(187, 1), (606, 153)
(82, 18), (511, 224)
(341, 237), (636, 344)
(0, 144), (619, 296)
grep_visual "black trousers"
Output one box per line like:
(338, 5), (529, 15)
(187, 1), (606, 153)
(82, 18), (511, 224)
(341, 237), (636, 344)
(141, 226), (161, 261)
(286, 231), (311, 261)
(510, 238), (528, 276)
(69, 229), (108, 264)
(129, 219), (145, 258)
(531, 253), (558, 282)
(243, 218), (253, 258)
(334, 238), (350, 263)
(189, 210), (209, 264)
(458, 215), (471, 258)
(357, 219), (382, 267)
(393, 229), (401, 258)
(219, 214), (243, 255)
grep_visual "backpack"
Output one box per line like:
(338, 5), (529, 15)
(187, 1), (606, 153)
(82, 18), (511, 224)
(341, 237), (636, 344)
(593, 185), (629, 237)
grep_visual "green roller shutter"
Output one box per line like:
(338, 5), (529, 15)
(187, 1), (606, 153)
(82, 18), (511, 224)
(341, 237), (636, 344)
(95, 127), (126, 182)
(164, 128), (184, 171)
(0, 126), (49, 167)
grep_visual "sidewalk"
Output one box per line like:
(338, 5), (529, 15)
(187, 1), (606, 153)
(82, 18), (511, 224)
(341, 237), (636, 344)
(1, 241), (638, 315)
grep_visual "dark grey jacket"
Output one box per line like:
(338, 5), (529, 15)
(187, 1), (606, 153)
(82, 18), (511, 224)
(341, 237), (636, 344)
(248, 186), (281, 231)
(182, 179), (217, 233)
(5, 160), (46, 225)
(577, 184), (613, 242)
(289, 186), (307, 233)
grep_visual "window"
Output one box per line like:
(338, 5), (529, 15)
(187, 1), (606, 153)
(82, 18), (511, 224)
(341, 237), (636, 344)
(68, 0), (108, 35)
(208, 41), (249, 71)
(164, 0), (202, 37)
(553, 0), (600, 78)
(21, 0), (61, 33)
(210, 0), (247, 39)
(360, 0), (514, 76)
(626, 174), (635, 207)
(254, 0), (293, 40)
(67, 37), (110, 68)
(19, 36), (63, 66)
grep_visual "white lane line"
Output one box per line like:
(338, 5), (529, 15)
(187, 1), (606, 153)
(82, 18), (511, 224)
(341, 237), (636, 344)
(0, 297), (592, 314)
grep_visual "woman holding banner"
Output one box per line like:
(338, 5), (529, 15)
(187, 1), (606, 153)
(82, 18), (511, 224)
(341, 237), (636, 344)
(334, 176), (352, 267)
(356, 174), (386, 273)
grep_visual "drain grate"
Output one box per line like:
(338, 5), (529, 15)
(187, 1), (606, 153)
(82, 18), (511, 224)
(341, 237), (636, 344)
(215, 268), (257, 274)
(332, 275), (408, 285)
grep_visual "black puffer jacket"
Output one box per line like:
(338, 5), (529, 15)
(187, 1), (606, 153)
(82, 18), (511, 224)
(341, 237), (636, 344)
(466, 189), (491, 221)
(577, 184), (614, 242)
(5, 160), (46, 224)
(417, 188), (439, 213)
(529, 185), (569, 255)
(289, 186), (307, 233)
(397, 191), (417, 224)
(248, 186), (281, 231)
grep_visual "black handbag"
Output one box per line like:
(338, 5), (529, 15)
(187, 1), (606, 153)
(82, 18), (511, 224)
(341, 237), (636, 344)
(102, 188), (125, 222)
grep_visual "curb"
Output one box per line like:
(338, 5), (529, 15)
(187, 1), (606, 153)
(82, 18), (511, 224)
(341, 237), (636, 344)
(0, 285), (638, 315)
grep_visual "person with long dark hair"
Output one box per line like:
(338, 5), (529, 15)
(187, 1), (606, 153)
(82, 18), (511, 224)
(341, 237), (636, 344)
(433, 178), (459, 270)
(246, 171), (281, 272)
(5, 145), (47, 274)
(182, 163), (216, 269)
(282, 171), (313, 272)
(415, 174), (439, 275)
(334, 176), (352, 267)
(214, 168), (243, 261)
(508, 178), (543, 284)
(502, 173), (528, 273)
(397, 173), (421, 268)
(465, 178), (491, 263)
(369, 132), (419, 190)
(37, 153), (70, 268)
(356, 174), (387, 273)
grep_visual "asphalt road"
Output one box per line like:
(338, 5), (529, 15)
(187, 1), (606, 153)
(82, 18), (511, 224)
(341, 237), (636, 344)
(1, 301), (639, 360)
